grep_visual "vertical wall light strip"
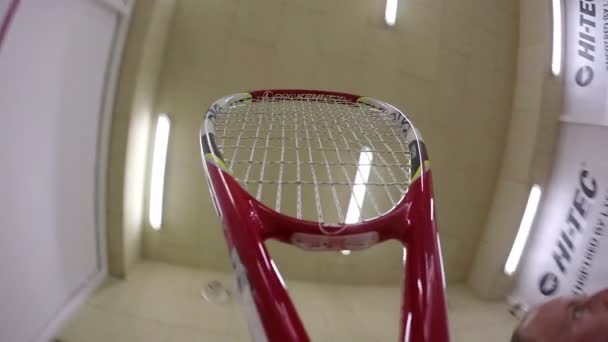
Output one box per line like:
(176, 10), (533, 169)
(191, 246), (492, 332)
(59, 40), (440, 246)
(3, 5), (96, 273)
(385, 0), (398, 27)
(551, 0), (563, 76)
(149, 114), (171, 230)
(345, 148), (374, 224)
(505, 185), (543, 276)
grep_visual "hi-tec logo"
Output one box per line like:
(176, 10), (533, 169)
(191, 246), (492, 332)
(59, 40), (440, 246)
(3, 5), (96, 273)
(208, 103), (221, 117)
(552, 169), (598, 274)
(262, 91), (348, 102)
(539, 272), (559, 296)
(390, 111), (412, 136)
(575, 0), (598, 87)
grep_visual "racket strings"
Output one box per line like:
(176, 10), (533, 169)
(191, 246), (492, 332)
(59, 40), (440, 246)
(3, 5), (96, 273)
(213, 97), (411, 225)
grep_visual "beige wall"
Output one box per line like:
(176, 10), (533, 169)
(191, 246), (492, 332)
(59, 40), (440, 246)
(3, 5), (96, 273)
(107, 0), (176, 277)
(469, 0), (563, 299)
(144, 0), (519, 283)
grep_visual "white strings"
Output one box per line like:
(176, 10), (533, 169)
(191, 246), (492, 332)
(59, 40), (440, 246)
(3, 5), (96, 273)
(213, 96), (411, 225)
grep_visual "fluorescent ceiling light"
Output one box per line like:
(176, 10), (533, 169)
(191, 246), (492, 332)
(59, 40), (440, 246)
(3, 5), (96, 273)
(505, 185), (542, 276)
(149, 114), (171, 230)
(345, 148), (374, 224)
(551, 0), (563, 76)
(385, 0), (398, 27)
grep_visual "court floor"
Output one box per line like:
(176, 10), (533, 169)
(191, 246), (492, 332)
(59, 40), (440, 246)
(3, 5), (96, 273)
(58, 261), (517, 341)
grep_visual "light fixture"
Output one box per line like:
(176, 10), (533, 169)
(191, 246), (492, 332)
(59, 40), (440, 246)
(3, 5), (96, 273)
(345, 147), (374, 224)
(551, 0), (563, 76)
(149, 114), (171, 230)
(385, 0), (398, 27)
(340, 250), (351, 256)
(505, 185), (542, 276)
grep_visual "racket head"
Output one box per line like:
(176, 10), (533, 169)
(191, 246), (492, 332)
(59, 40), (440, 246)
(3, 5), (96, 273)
(199, 89), (448, 342)
(201, 90), (429, 245)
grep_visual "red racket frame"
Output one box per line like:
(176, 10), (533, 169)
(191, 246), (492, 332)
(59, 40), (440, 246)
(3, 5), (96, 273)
(200, 90), (450, 341)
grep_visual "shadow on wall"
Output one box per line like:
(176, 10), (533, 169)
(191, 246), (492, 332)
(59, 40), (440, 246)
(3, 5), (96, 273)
(107, 0), (177, 278)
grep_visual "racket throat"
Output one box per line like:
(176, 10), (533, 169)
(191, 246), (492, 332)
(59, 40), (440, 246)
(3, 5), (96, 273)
(290, 231), (379, 251)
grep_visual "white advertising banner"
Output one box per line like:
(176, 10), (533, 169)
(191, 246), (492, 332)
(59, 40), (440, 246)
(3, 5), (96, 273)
(511, 0), (608, 310)
(562, 0), (608, 125)
(512, 125), (608, 309)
